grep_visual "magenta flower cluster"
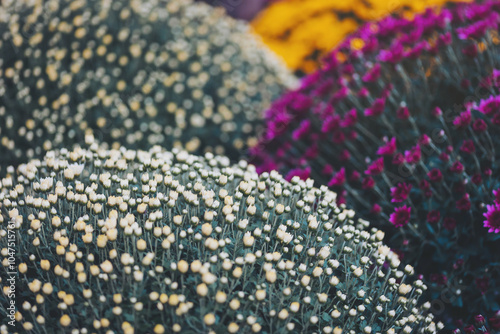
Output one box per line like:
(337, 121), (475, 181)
(484, 189), (500, 233)
(251, 0), (500, 327)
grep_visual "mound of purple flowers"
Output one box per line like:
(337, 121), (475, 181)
(251, 0), (500, 327)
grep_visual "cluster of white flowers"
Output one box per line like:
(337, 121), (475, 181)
(0, 0), (296, 175)
(0, 144), (441, 333)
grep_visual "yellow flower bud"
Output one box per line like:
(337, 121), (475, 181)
(114, 294), (123, 304)
(63, 294), (74, 306)
(153, 325), (165, 334)
(190, 260), (202, 273)
(30, 219), (41, 231)
(228, 323), (239, 333)
(42, 283), (53, 295)
(215, 291), (227, 303)
(290, 302), (300, 313)
(83, 289), (92, 299)
(159, 294), (168, 304)
(255, 290), (266, 301)
(82, 233), (93, 243)
(40, 259), (50, 271)
(54, 265), (64, 276)
(90, 265), (100, 276)
(97, 235), (107, 248)
(100, 260), (113, 273)
(56, 245), (65, 255)
(229, 299), (240, 310)
(177, 260), (188, 273)
(28, 279), (41, 293)
(278, 309), (289, 320)
(201, 223), (213, 236)
(60, 315), (71, 327)
(137, 239), (147, 251)
(197, 283), (208, 297)
(204, 313), (216, 326)
(266, 269), (277, 283)
(19, 263), (27, 273)
(77, 272), (87, 283)
(168, 294), (179, 306)
(232, 267), (243, 278)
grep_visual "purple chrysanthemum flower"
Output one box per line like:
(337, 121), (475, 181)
(396, 106), (410, 120)
(460, 140), (476, 154)
(378, 41), (404, 63)
(475, 315), (486, 327)
(389, 205), (411, 228)
(364, 98), (386, 117)
(427, 210), (441, 224)
(321, 114), (341, 133)
(404, 144), (421, 164)
(328, 168), (346, 187)
(478, 95), (500, 115)
(362, 63), (381, 83)
(341, 109), (358, 127)
(377, 137), (397, 156)
(472, 174), (482, 185)
(450, 161), (465, 174)
(428, 168), (443, 183)
(392, 153), (405, 165)
(453, 109), (472, 128)
(390, 183), (412, 203)
(494, 189), (500, 205)
(292, 120), (311, 140)
(371, 203), (382, 214)
(483, 204), (500, 233)
(365, 157), (384, 175)
(418, 134), (431, 146)
(362, 176), (375, 189)
(473, 119), (488, 132)
(456, 193), (472, 211)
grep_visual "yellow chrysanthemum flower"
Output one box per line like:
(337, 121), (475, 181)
(252, 0), (471, 73)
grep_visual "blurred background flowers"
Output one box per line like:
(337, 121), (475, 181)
(203, 0), (472, 74)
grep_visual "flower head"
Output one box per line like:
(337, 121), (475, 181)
(377, 137), (397, 156)
(427, 210), (441, 224)
(389, 205), (411, 228)
(365, 158), (384, 175)
(390, 183), (412, 203)
(493, 188), (500, 205)
(483, 204), (500, 233)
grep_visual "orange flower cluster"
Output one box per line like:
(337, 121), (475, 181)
(252, 0), (471, 73)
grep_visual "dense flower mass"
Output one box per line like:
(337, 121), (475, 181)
(0, 0), (296, 175)
(0, 144), (440, 333)
(252, 0), (500, 326)
(251, 0), (470, 73)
